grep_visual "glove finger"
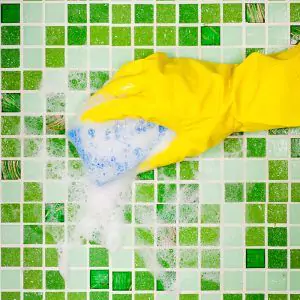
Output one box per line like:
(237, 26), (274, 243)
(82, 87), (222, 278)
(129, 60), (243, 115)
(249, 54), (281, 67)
(138, 136), (188, 172)
(80, 95), (154, 123)
(94, 74), (144, 98)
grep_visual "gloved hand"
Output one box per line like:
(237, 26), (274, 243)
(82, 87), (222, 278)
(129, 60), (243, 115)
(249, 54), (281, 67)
(81, 45), (300, 171)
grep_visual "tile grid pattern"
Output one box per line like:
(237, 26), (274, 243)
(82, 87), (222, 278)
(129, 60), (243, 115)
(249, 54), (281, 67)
(0, 0), (300, 300)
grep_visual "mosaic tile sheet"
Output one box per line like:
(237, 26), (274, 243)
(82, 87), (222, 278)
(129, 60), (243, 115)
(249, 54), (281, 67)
(0, 0), (300, 299)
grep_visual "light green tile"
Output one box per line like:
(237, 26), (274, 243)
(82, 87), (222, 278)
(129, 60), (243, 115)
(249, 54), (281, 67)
(223, 204), (244, 224)
(246, 271), (265, 291)
(45, 3), (65, 23)
(67, 48), (88, 68)
(23, 3), (43, 23)
(268, 26), (289, 45)
(23, 93), (44, 113)
(112, 48), (132, 69)
(179, 271), (199, 291)
(68, 247), (87, 267)
(290, 271), (300, 291)
(201, 48), (221, 63)
(291, 227), (300, 246)
(223, 271), (243, 291)
(90, 48), (109, 69)
(45, 182), (68, 203)
(268, 3), (288, 22)
(223, 249), (243, 268)
(291, 161), (300, 180)
(246, 160), (267, 180)
(268, 271), (287, 291)
(23, 160), (44, 180)
(199, 161), (221, 181)
(23, 48), (43, 69)
(246, 26), (266, 46)
(224, 160), (245, 181)
(201, 183), (222, 203)
(223, 26), (243, 46)
(1, 182), (21, 203)
(1, 270), (21, 289)
(223, 48), (244, 64)
(223, 227), (243, 247)
(268, 138), (289, 158)
(23, 26), (43, 46)
(111, 249), (132, 268)
(290, 204), (300, 224)
(67, 270), (88, 290)
(1, 225), (21, 244)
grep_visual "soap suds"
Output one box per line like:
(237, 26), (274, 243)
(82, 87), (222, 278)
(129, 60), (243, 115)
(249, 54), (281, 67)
(40, 69), (183, 289)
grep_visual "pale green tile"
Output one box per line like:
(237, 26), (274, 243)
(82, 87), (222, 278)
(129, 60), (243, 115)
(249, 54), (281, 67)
(223, 249), (243, 268)
(24, 26), (43, 46)
(268, 3), (288, 22)
(1, 225), (21, 244)
(179, 270), (199, 291)
(246, 271), (265, 291)
(201, 183), (222, 203)
(222, 26), (243, 46)
(246, 160), (267, 180)
(224, 160), (245, 181)
(23, 160), (44, 180)
(246, 26), (266, 46)
(1, 182), (21, 203)
(223, 227), (243, 247)
(23, 93), (44, 113)
(112, 48), (132, 69)
(268, 271), (287, 291)
(68, 247), (88, 267)
(223, 271), (243, 291)
(23, 48), (43, 69)
(1, 270), (21, 289)
(45, 3), (65, 23)
(67, 270), (88, 290)
(268, 138), (289, 158)
(268, 26), (289, 45)
(111, 249), (132, 268)
(23, 3), (43, 23)
(67, 48), (88, 68)
(201, 48), (221, 63)
(45, 182), (68, 203)
(223, 204), (244, 224)
(90, 48), (109, 68)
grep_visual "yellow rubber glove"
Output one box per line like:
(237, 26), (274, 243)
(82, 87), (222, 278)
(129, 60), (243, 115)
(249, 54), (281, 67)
(81, 45), (300, 171)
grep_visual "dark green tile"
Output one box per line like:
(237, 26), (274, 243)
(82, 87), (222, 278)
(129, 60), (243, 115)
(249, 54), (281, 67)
(268, 227), (287, 246)
(246, 249), (265, 268)
(1, 4), (20, 23)
(201, 26), (220, 46)
(68, 4), (87, 23)
(135, 4), (154, 23)
(90, 4), (109, 23)
(90, 270), (109, 289)
(179, 4), (198, 23)
(247, 138), (266, 157)
(268, 249), (287, 269)
(1, 93), (21, 112)
(68, 26), (87, 45)
(1, 49), (20, 68)
(1, 26), (20, 45)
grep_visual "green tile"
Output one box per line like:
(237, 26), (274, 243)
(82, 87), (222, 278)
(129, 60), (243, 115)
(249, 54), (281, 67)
(90, 292), (109, 300)
(112, 27), (131, 46)
(135, 227), (154, 245)
(112, 5), (131, 24)
(201, 4), (220, 23)
(157, 27), (176, 46)
(179, 4), (198, 23)
(137, 170), (154, 180)
(24, 138), (42, 157)
(69, 72), (87, 90)
(2, 293), (21, 300)
(45, 203), (65, 222)
(224, 138), (243, 158)
(135, 272), (154, 290)
(246, 249), (265, 268)
(180, 161), (199, 180)
(179, 227), (198, 245)
(90, 71), (109, 91)
(24, 293), (43, 300)
(24, 270), (43, 289)
(1, 4), (20, 23)
(90, 26), (109, 45)
(135, 4), (154, 23)
(292, 183), (300, 202)
(158, 164), (176, 180)
(46, 248), (59, 267)
(136, 183), (154, 202)
(1, 93), (21, 112)
(247, 138), (266, 157)
(112, 272), (132, 291)
(269, 160), (288, 180)
(291, 250), (300, 268)
(225, 183), (244, 202)
(291, 25), (300, 45)
(157, 4), (176, 23)
(268, 227), (287, 246)
(46, 293), (65, 300)
(24, 116), (43, 135)
(179, 249), (198, 268)
(1, 204), (20, 222)
(2, 71), (21, 90)
(1, 26), (20, 45)
(46, 48), (65, 68)
(1, 160), (21, 180)
(246, 227), (265, 246)
(201, 272), (220, 291)
(246, 204), (265, 224)
(223, 4), (242, 23)
(246, 183), (266, 202)
(1, 247), (20, 266)
(179, 204), (198, 223)
(134, 27), (154, 46)
(24, 225), (43, 244)
(1, 138), (21, 157)
(23, 71), (42, 90)
(47, 138), (66, 157)
(23, 203), (42, 223)
(291, 3), (300, 22)
(269, 183), (288, 202)
(201, 249), (220, 268)
(201, 204), (220, 223)
(246, 295), (264, 300)
(46, 26), (65, 45)
(268, 204), (287, 223)
(68, 26), (87, 45)
(157, 204), (176, 224)
(47, 93), (65, 113)
(179, 27), (198, 46)
(1, 49), (20, 68)
(68, 293), (87, 300)
(246, 3), (265, 23)
(223, 295), (242, 300)
(268, 249), (287, 269)
(90, 4), (109, 23)
(291, 138), (300, 157)
(201, 227), (219, 246)
(201, 26), (220, 46)
(89, 248), (109, 267)
(68, 4), (87, 23)
(90, 270), (109, 289)
(24, 248), (43, 267)
(46, 271), (65, 289)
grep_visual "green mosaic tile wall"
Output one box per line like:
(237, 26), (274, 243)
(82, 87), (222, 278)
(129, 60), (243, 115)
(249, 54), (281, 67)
(0, 0), (300, 299)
